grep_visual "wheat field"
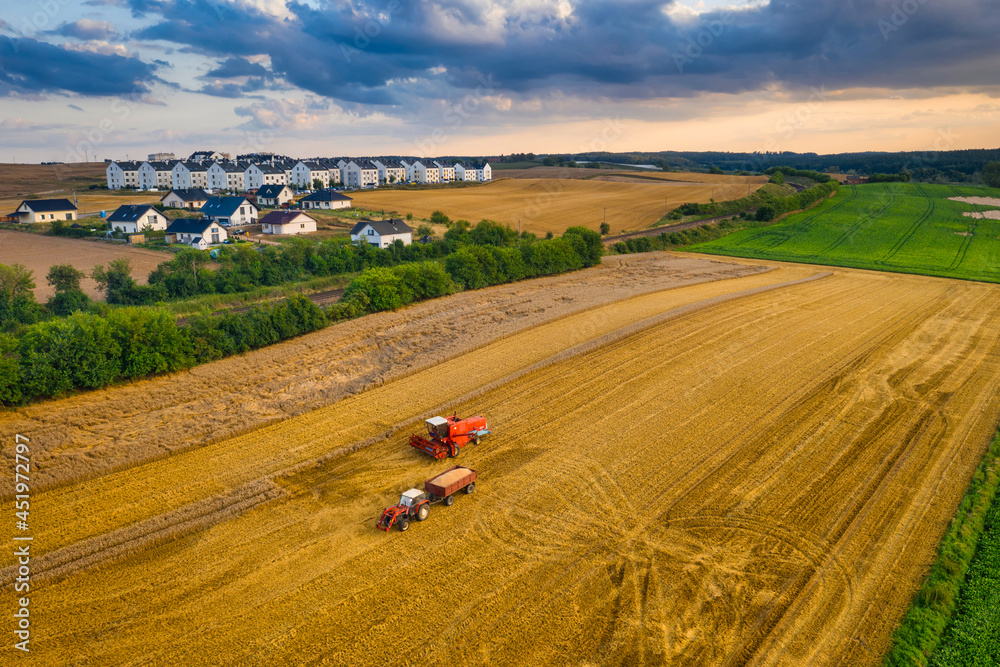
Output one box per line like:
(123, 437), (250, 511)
(4, 255), (1000, 665)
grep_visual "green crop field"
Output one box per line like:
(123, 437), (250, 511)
(928, 492), (1000, 666)
(692, 182), (1000, 283)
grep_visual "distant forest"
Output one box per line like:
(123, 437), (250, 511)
(488, 149), (1000, 184)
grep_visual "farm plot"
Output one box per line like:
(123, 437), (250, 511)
(6, 264), (1000, 666)
(349, 178), (763, 234)
(0, 230), (171, 299)
(693, 182), (1000, 283)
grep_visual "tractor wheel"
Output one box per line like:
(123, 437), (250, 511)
(417, 505), (429, 521)
(465, 482), (476, 494)
(398, 519), (410, 532)
(444, 495), (455, 507)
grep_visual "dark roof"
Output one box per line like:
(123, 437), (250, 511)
(162, 189), (210, 202)
(257, 163), (285, 174)
(112, 161), (142, 170)
(107, 204), (158, 223)
(256, 184), (291, 199)
(145, 161), (174, 170)
(350, 218), (412, 236)
(351, 159), (378, 170)
(201, 196), (254, 217)
(300, 189), (352, 202)
(18, 198), (77, 212)
(179, 161), (207, 172)
(259, 210), (316, 226)
(166, 218), (216, 234)
(215, 162), (245, 173)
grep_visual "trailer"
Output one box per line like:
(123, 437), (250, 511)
(376, 466), (477, 532)
(409, 414), (490, 459)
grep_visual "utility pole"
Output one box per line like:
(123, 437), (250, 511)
(518, 218), (521, 237)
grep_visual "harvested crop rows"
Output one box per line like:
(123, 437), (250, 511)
(349, 177), (764, 234)
(5, 259), (1000, 665)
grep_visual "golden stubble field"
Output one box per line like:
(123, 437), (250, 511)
(0, 230), (170, 300)
(350, 177), (765, 234)
(3, 255), (1000, 665)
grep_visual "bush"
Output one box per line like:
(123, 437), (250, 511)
(18, 313), (122, 398)
(343, 267), (404, 311)
(755, 205), (777, 222)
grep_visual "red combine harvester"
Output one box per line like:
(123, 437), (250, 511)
(376, 466), (477, 532)
(409, 414), (490, 459)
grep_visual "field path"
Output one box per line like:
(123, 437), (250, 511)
(5, 259), (1000, 666)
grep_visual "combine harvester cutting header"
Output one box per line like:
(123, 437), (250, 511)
(409, 414), (490, 459)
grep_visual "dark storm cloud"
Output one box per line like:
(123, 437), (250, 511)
(203, 57), (269, 79)
(0, 36), (158, 96)
(121, 0), (1000, 104)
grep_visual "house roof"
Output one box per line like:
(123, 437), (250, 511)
(107, 204), (158, 223)
(162, 189), (210, 203)
(351, 159), (378, 170)
(112, 161), (142, 171)
(18, 198), (77, 212)
(256, 184), (291, 199)
(257, 163), (285, 174)
(350, 218), (412, 236)
(259, 210), (316, 226)
(302, 160), (326, 170)
(166, 218), (216, 234)
(179, 160), (207, 172)
(300, 189), (352, 202)
(215, 161), (245, 173)
(202, 196), (254, 217)
(145, 161), (174, 170)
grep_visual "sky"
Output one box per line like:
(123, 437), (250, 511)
(0, 0), (998, 163)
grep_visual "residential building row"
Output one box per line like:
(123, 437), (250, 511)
(106, 155), (492, 191)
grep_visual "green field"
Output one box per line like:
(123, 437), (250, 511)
(692, 183), (1000, 282)
(928, 484), (1000, 666)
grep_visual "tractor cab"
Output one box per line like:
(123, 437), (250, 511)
(425, 416), (451, 440)
(399, 488), (427, 507)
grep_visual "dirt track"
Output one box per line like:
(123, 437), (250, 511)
(4, 255), (1000, 665)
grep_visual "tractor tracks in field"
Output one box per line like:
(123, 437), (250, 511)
(878, 184), (935, 265)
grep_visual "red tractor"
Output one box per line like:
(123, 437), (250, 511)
(376, 467), (477, 532)
(409, 414), (490, 459)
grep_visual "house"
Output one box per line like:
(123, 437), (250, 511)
(298, 189), (353, 210)
(843, 176), (870, 185)
(454, 162), (492, 182)
(106, 160), (142, 189)
(161, 189), (210, 210)
(107, 205), (169, 233)
(400, 160), (418, 183)
(244, 163), (288, 190)
(350, 218), (412, 248)
(319, 159), (344, 185)
(172, 161), (209, 190)
(208, 161), (246, 191)
(255, 184), (294, 208)
(166, 218), (228, 249)
(374, 159), (406, 185)
(189, 150), (228, 163)
(11, 199), (78, 223)
(259, 210), (318, 235)
(138, 161), (175, 190)
(413, 161), (440, 184)
(434, 161), (455, 182)
(201, 196), (258, 226)
(291, 160), (331, 188)
(339, 159), (379, 189)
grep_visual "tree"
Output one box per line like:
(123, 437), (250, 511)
(983, 161), (1000, 188)
(45, 264), (90, 315)
(769, 171), (785, 185)
(389, 175), (396, 184)
(755, 205), (776, 222)
(312, 178), (323, 190)
(0, 263), (40, 328)
(430, 210), (450, 225)
(600, 222), (611, 235)
(709, 166), (723, 175)
(416, 224), (434, 237)
(542, 156), (558, 166)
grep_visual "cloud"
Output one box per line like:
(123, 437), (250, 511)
(67, 103), (84, 111)
(0, 37), (159, 96)
(52, 19), (117, 40)
(63, 40), (133, 57)
(116, 0), (1000, 109)
(203, 56), (269, 79)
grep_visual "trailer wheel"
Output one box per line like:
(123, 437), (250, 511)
(398, 519), (410, 532)
(417, 505), (429, 521)
(474, 436), (481, 446)
(444, 495), (455, 507)
(465, 482), (476, 494)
